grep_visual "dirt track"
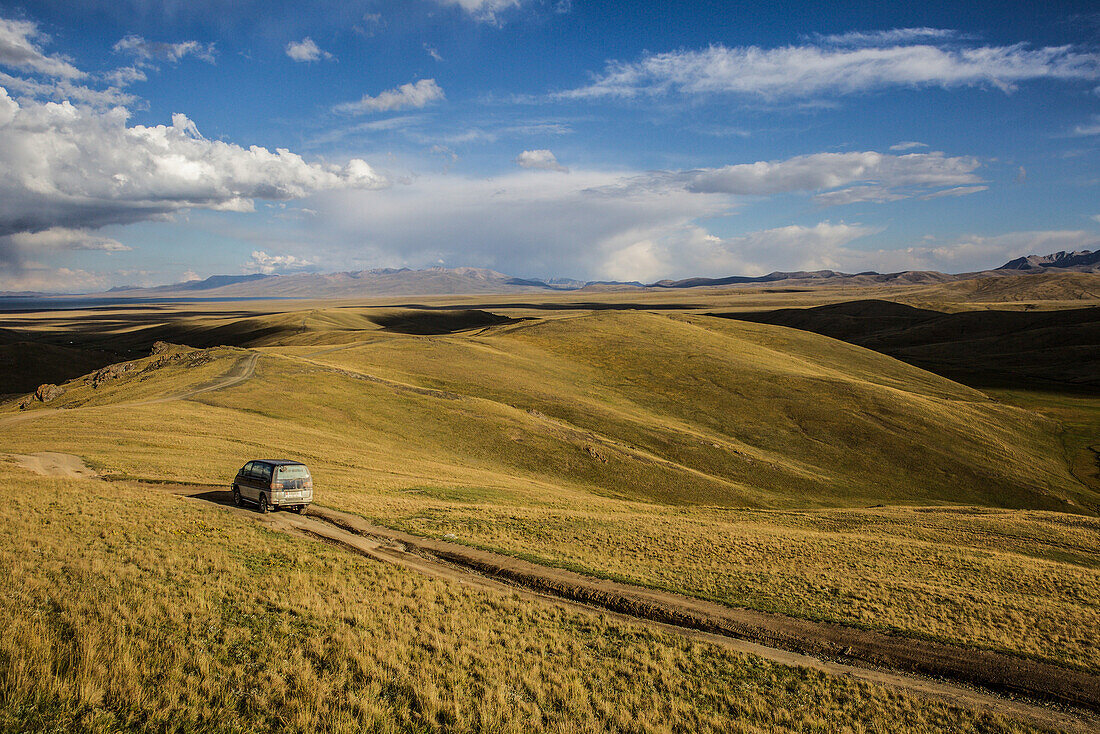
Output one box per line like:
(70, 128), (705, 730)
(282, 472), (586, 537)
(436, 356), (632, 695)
(8, 435), (1099, 729)
(0, 352), (258, 428)
(173, 486), (1098, 733)
(9, 452), (98, 478)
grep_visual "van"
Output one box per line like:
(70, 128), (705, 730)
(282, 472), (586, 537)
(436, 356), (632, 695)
(232, 460), (313, 514)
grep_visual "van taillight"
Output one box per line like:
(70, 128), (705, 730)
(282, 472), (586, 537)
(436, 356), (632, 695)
(271, 481), (284, 489)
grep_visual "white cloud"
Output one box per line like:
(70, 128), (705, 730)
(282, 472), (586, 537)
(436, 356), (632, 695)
(333, 79), (444, 114)
(1073, 115), (1100, 135)
(248, 250), (316, 274)
(354, 13), (385, 37)
(424, 44), (443, 62)
(103, 65), (147, 86)
(889, 140), (927, 151)
(918, 185), (988, 200)
(687, 151), (982, 197)
(0, 89), (386, 268)
(435, 0), (522, 24)
(0, 17), (83, 78)
(6, 227), (131, 252)
(814, 28), (960, 46)
(112, 35), (216, 64)
(561, 41), (1100, 100)
(0, 263), (109, 293)
(643, 222), (878, 280)
(286, 37), (333, 63)
(317, 168), (732, 281)
(0, 69), (135, 107)
(813, 186), (909, 206)
(515, 149), (568, 172)
(862, 230), (1100, 273)
(288, 159), (1097, 281)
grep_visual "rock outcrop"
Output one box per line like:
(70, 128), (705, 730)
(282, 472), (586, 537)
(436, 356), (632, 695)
(34, 383), (64, 402)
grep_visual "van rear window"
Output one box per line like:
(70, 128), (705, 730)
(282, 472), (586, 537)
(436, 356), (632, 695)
(276, 465), (310, 479)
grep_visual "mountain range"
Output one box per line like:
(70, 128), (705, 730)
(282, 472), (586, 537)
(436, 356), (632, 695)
(22, 249), (1100, 300)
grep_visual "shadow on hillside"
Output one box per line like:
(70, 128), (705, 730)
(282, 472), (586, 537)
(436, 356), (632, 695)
(713, 300), (1100, 393)
(375, 301), (704, 312)
(367, 309), (524, 334)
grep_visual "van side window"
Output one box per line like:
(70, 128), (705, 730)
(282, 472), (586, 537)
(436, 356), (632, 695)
(258, 464), (273, 483)
(242, 462), (254, 475)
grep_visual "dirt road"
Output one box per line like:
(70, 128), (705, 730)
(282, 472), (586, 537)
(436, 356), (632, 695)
(9, 452), (97, 478)
(175, 486), (1098, 733)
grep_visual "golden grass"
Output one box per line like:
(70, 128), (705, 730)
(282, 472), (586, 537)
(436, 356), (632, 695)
(2, 306), (1097, 706)
(377, 501), (1100, 672)
(0, 473), (1046, 733)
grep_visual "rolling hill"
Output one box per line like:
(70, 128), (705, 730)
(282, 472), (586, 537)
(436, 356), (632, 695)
(4, 307), (1094, 513)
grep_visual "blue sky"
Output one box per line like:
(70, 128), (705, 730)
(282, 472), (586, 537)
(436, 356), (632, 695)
(1, 0), (1099, 290)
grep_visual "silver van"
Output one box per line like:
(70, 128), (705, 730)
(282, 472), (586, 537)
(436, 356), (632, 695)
(232, 459), (313, 514)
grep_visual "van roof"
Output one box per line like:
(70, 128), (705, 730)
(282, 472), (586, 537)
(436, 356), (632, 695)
(254, 459), (308, 467)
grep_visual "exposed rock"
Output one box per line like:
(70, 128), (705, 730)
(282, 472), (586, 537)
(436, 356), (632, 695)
(87, 362), (135, 388)
(140, 349), (213, 374)
(585, 443), (609, 463)
(35, 383), (64, 402)
(150, 341), (172, 355)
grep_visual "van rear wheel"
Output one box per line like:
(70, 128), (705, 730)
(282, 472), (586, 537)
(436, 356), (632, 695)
(258, 494), (270, 514)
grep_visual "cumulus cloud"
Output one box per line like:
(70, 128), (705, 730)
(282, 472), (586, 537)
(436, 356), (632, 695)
(333, 79), (444, 114)
(560, 40), (1100, 100)
(515, 149), (568, 172)
(0, 88), (386, 269)
(286, 37), (333, 63)
(112, 35), (216, 64)
(435, 0), (522, 24)
(0, 17), (83, 78)
(0, 69), (135, 107)
(317, 169), (732, 281)
(248, 250), (316, 274)
(293, 158), (1091, 281)
(610, 222), (878, 281)
(686, 151), (982, 199)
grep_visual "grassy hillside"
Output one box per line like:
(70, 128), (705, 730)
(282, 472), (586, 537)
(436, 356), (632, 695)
(7, 473), (1047, 733)
(3, 306), (1099, 678)
(4, 310), (1092, 511)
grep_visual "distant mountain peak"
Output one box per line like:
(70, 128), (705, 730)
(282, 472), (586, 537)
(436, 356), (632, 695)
(997, 250), (1099, 271)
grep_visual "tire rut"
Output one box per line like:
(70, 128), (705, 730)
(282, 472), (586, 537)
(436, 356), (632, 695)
(175, 486), (1099, 733)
